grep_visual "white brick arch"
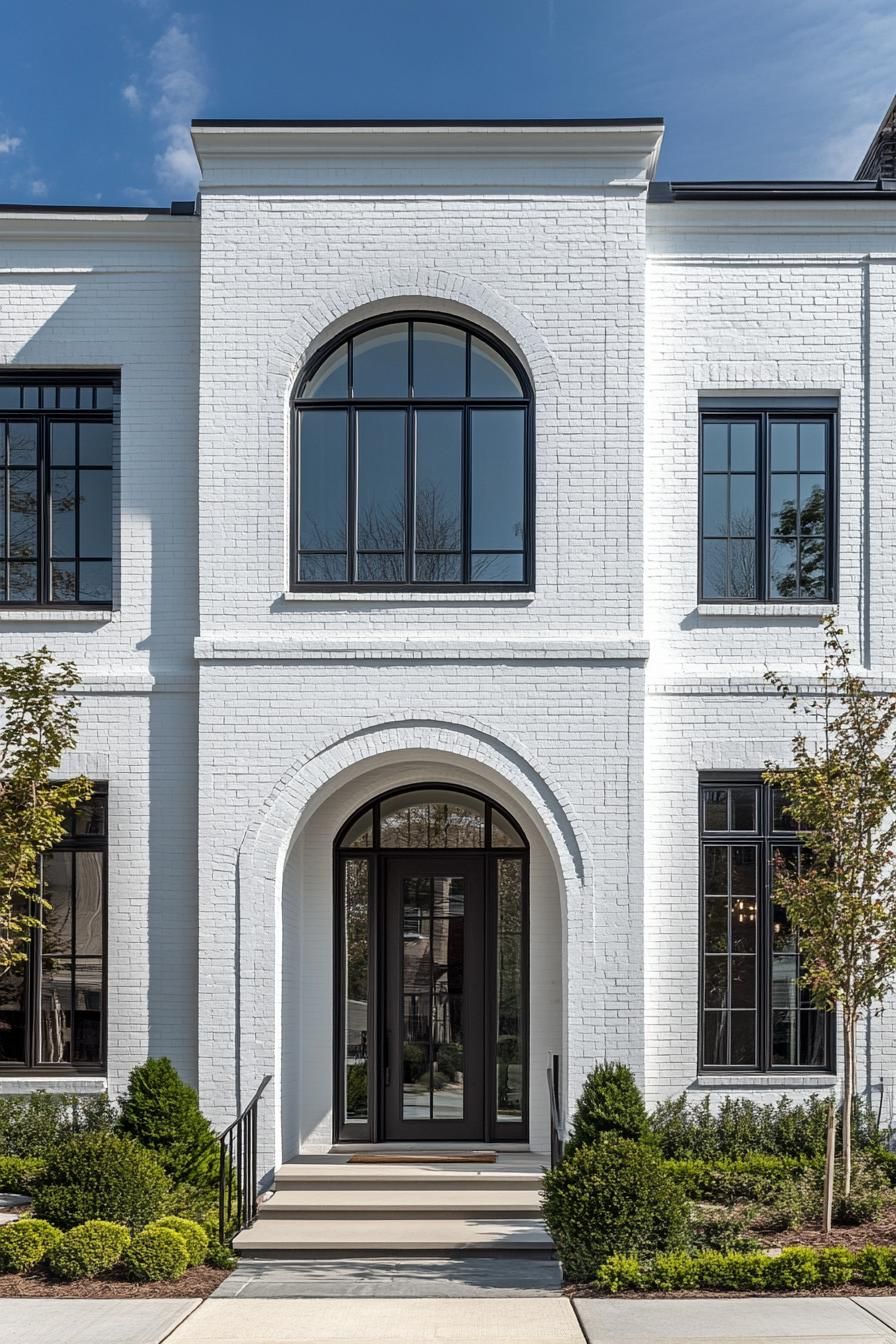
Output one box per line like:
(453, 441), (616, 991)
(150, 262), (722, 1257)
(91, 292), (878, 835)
(266, 267), (562, 406)
(234, 716), (591, 1150)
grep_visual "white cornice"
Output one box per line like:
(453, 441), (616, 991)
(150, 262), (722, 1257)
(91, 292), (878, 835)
(0, 214), (198, 245)
(647, 199), (896, 250)
(192, 123), (664, 192)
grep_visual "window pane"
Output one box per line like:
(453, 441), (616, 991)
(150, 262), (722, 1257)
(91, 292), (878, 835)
(770, 422), (798, 471)
(413, 323), (466, 398)
(0, 964), (26, 1062)
(380, 789), (485, 848)
(415, 553), (461, 582)
(8, 423), (37, 466)
(730, 788), (756, 831)
(729, 474), (755, 535)
(772, 1010), (797, 1067)
(357, 410), (405, 555)
(701, 540), (728, 599)
(357, 552), (405, 583)
(731, 956), (756, 1008)
(703, 846), (728, 895)
(39, 960), (71, 1063)
(470, 409), (525, 552)
(492, 812), (525, 847)
(344, 859), (369, 1122)
(51, 563), (76, 601)
(799, 422), (826, 472)
(471, 553), (524, 583)
(770, 475), (797, 536)
(299, 411), (347, 552)
(0, 387), (20, 410)
(730, 422), (757, 472)
(78, 473), (113, 557)
(704, 898), (728, 953)
(704, 956), (728, 1008)
(8, 562), (37, 601)
(731, 847), (757, 895)
(415, 411), (462, 556)
(800, 1011), (827, 1067)
(703, 789), (728, 831)
(800, 476), (825, 534)
(352, 323), (409, 399)
(51, 423), (76, 465)
(702, 422), (728, 472)
(78, 387), (94, 409)
(95, 387), (113, 410)
(75, 853), (104, 955)
(303, 344), (348, 400)
(58, 386), (77, 409)
(73, 794), (107, 836)
(730, 898), (756, 953)
(42, 851), (73, 955)
(9, 470), (38, 557)
(469, 337), (521, 398)
(51, 470), (77, 555)
(730, 1012), (756, 1066)
(72, 959), (102, 1064)
(728, 539), (757, 598)
(770, 539), (797, 598)
(496, 858), (523, 1121)
(703, 1011), (727, 1066)
(78, 561), (112, 604)
(78, 423), (112, 467)
(799, 539), (826, 597)
(299, 553), (346, 582)
(701, 475), (728, 537)
(343, 810), (373, 848)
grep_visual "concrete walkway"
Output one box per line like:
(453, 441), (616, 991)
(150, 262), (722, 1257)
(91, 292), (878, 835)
(213, 1254), (562, 1297)
(573, 1296), (896, 1343)
(0, 1298), (200, 1344)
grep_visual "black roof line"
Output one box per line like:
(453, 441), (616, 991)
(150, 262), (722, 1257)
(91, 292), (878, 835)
(191, 116), (664, 129)
(650, 179), (896, 203)
(0, 201), (195, 217)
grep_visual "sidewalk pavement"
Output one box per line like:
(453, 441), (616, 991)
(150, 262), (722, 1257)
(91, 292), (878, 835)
(572, 1295), (896, 1342)
(0, 1298), (200, 1344)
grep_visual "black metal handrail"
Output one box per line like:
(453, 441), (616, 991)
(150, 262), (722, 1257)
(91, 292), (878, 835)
(547, 1053), (564, 1169)
(218, 1074), (272, 1244)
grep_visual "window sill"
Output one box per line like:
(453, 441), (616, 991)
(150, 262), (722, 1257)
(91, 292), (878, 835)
(280, 589), (536, 605)
(0, 608), (114, 623)
(695, 603), (836, 619)
(0, 1075), (107, 1092)
(694, 1074), (836, 1089)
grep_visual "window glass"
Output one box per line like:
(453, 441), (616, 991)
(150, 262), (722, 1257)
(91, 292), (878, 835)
(469, 336), (521, 397)
(298, 410), (347, 569)
(413, 323), (466, 398)
(343, 858), (369, 1123)
(415, 410), (462, 582)
(380, 790), (486, 848)
(352, 323), (409, 399)
(304, 345), (348, 400)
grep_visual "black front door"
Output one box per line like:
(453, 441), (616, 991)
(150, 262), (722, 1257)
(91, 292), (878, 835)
(383, 855), (486, 1141)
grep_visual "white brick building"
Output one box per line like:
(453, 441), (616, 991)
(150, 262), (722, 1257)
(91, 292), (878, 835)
(1, 117), (893, 1172)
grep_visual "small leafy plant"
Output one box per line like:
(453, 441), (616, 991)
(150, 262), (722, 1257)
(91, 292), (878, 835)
(0, 1219), (62, 1273)
(46, 1221), (131, 1281)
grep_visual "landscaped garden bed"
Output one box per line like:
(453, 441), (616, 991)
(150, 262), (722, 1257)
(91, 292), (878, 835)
(0, 1059), (237, 1298)
(543, 1062), (896, 1298)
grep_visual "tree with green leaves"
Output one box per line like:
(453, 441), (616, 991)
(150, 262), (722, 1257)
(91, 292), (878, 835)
(765, 615), (896, 1202)
(0, 648), (91, 972)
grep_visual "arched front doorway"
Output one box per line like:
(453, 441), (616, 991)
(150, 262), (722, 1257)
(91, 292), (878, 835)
(334, 784), (528, 1144)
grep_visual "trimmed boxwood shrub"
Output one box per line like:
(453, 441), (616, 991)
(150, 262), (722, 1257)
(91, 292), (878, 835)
(0, 1219), (63, 1273)
(148, 1216), (208, 1267)
(542, 1135), (690, 1282)
(46, 1221), (131, 1281)
(590, 1245), (896, 1294)
(648, 1251), (701, 1292)
(594, 1253), (643, 1293)
(650, 1092), (881, 1162)
(856, 1246), (896, 1287)
(118, 1058), (220, 1199)
(124, 1226), (189, 1282)
(0, 1156), (46, 1196)
(816, 1247), (856, 1287)
(204, 1237), (237, 1271)
(764, 1247), (821, 1291)
(0, 1091), (117, 1160)
(666, 1154), (808, 1203)
(565, 1063), (650, 1156)
(33, 1132), (169, 1231)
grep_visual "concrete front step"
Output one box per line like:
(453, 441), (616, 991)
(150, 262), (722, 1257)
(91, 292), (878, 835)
(258, 1187), (543, 1218)
(234, 1216), (554, 1257)
(274, 1163), (543, 1191)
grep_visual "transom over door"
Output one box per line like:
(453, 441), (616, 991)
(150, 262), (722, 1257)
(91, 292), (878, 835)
(384, 855), (485, 1142)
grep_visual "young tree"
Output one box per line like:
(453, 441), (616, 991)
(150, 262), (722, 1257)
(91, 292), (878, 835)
(765, 615), (896, 1202)
(0, 648), (92, 971)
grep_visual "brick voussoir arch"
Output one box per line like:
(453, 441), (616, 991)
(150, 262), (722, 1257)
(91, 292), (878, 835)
(267, 267), (562, 403)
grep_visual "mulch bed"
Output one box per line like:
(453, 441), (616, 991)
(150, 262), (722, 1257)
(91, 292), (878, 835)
(0, 1265), (229, 1298)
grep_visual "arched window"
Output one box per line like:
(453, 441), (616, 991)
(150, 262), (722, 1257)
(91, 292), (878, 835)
(292, 314), (532, 588)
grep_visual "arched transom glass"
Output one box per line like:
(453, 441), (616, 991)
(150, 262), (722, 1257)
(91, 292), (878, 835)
(293, 315), (532, 588)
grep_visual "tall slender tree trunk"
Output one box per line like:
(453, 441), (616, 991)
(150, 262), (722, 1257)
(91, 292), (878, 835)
(842, 1009), (856, 1198)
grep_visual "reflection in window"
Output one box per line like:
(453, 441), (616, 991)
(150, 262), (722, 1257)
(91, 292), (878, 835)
(380, 790), (486, 848)
(0, 788), (106, 1070)
(699, 780), (831, 1073)
(343, 859), (369, 1122)
(294, 317), (530, 587)
(497, 859), (523, 1120)
(700, 411), (833, 603)
(0, 382), (115, 605)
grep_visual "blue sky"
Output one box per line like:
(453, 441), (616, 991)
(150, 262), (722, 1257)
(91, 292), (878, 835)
(1, 0), (894, 205)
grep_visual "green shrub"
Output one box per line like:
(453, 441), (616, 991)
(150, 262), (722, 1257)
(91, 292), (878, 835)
(816, 1247), (856, 1287)
(33, 1132), (169, 1231)
(874, 1148), (896, 1186)
(147, 1216), (208, 1267)
(345, 1065), (368, 1118)
(650, 1092), (881, 1162)
(542, 1136), (690, 1282)
(0, 1218), (63, 1273)
(204, 1237), (237, 1271)
(436, 1042), (462, 1081)
(666, 1154), (807, 1203)
(756, 1174), (818, 1231)
(765, 1247), (821, 1291)
(593, 1253), (643, 1293)
(0, 1156), (46, 1195)
(835, 1163), (884, 1225)
(855, 1246), (896, 1287)
(124, 1226), (189, 1282)
(45, 1221), (131, 1280)
(565, 1063), (649, 1156)
(118, 1059), (219, 1199)
(649, 1251), (701, 1291)
(0, 1091), (116, 1160)
(690, 1207), (759, 1254)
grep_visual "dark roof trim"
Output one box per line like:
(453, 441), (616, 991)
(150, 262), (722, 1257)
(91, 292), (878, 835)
(0, 201), (195, 216)
(650, 180), (896, 203)
(192, 116), (664, 129)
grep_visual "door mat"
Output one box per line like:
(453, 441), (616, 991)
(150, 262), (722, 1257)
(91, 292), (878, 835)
(348, 1151), (497, 1164)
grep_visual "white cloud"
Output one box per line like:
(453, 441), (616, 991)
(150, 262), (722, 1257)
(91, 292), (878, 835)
(122, 83), (141, 112)
(30, 179), (47, 197)
(147, 19), (205, 192)
(0, 135), (21, 155)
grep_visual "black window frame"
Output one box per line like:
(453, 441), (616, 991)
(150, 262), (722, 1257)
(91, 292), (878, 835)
(698, 774), (835, 1075)
(291, 313), (534, 591)
(0, 373), (117, 608)
(0, 784), (108, 1074)
(698, 404), (838, 604)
